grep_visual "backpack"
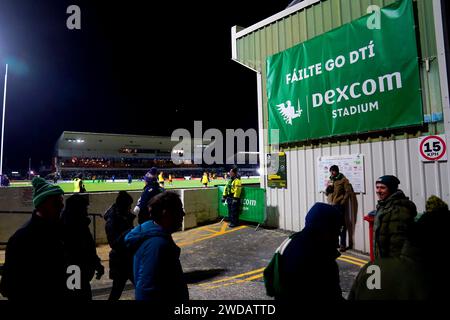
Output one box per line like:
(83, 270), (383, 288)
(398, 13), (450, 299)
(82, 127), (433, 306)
(263, 233), (298, 297)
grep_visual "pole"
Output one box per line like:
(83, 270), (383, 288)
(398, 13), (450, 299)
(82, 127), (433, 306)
(0, 64), (8, 177)
(28, 158), (31, 180)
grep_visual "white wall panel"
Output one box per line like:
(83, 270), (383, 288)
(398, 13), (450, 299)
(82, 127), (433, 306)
(266, 136), (449, 254)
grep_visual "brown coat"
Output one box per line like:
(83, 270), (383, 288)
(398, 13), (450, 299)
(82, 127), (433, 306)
(327, 175), (358, 247)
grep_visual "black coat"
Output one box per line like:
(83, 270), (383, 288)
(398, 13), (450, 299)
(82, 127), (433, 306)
(277, 228), (343, 301)
(61, 201), (103, 300)
(104, 204), (135, 280)
(0, 212), (68, 300)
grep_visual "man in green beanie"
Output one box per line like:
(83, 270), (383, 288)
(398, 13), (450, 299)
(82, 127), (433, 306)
(373, 175), (417, 259)
(0, 177), (68, 300)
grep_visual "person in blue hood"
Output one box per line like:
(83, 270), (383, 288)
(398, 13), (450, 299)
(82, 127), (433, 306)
(125, 191), (189, 301)
(134, 167), (164, 224)
(274, 202), (343, 301)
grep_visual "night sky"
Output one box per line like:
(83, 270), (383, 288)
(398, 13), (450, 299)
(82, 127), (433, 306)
(0, 0), (291, 172)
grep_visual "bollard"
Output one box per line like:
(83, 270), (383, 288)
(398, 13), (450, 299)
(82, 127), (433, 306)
(363, 211), (376, 262)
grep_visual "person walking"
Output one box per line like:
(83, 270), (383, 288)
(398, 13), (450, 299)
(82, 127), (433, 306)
(264, 202), (343, 301)
(124, 191), (189, 302)
(134, 167), (164, 224)
(325, 165), (357, 252)
(104, 191), (136, 300)
(222, 167), (242, 228)
(61, 194), (104, 300)
(0, 177), (68, 300)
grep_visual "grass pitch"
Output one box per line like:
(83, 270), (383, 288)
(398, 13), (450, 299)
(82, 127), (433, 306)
(11, 178), (260, 193)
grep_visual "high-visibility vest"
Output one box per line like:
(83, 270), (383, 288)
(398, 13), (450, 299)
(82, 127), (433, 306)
(73, 178), (81, 193)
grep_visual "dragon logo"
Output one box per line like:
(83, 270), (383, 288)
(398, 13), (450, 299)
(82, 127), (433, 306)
(276, 100), (303, 125)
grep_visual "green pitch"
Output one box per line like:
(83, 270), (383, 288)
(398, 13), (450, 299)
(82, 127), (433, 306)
(11, 178), (260, 193)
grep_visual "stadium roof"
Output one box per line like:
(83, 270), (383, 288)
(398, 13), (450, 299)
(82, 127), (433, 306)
(55, 131), (209, 159)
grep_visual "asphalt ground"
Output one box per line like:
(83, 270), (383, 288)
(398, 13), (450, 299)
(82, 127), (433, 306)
(0, 221), (369, 301)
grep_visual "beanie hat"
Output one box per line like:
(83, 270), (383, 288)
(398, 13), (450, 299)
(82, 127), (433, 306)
(329, 165), (339, 173)
(305, 202), (341, 232)
(32, 177), (64, 208)
(144, 167), (158, 182)
(376, 175), (400, 192)
(425, 195), (448, 214)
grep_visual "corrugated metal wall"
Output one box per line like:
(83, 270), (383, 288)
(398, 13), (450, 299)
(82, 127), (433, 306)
(234, 0), (448, 253)
(266, 137), (449, 252)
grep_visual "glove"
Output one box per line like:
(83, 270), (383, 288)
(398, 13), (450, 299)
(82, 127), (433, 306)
(222, 196), (226, 203)
(95, 264), (105, 280)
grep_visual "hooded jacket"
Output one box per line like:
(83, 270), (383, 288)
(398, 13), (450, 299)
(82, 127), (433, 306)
(0, 211), (68, 300)
(272, 203), (343, 301)
(104, 204), (136, 280)
(374, 190), (417, 258)
(124, 220), (188, 301)
(134, 178), (163, 224)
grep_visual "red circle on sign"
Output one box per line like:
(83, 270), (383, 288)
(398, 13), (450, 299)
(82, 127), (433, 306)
(419, 135), (447, 161)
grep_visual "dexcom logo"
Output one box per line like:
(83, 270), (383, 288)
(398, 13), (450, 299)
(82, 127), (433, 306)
(243, 199), (257, 207)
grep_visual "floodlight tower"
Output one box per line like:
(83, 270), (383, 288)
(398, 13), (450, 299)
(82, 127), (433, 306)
(0, 64), (8, 179)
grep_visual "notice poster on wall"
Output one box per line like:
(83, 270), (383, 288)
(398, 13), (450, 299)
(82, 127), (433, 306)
(317, 154), (365, 193)
(267, 152), (287, 188)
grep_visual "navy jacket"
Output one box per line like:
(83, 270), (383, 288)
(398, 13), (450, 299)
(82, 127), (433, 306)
(136, 179), (163, 224)
(124, 220), (188, 301)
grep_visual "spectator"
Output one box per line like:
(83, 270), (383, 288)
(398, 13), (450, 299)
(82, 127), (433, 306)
(222, 167), (242, 228)
(0, 174), (10, 187)
(134, 167), (164, 224)
(348, 195), (448, 300)
(125, 191), (188, 301)
(201, 172), (209, 188)
(73, 174), (86, 193)
(264, 203), (343, 301)
(0, 177), (67, 300)
(158, 171), (165, 188)
(373, 175), (416, 259)
(104, 191), (136, 300)
(61, 194), (104, 300)
(325, 165), (357, 252)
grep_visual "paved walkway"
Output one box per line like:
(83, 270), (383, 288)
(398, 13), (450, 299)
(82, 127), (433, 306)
(0, 221), (369, 300)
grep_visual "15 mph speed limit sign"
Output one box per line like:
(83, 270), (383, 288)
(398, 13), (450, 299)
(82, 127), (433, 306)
(419, 135), (447, 162)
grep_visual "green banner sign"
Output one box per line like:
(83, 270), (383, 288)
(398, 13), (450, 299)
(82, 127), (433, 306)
(218, 186), (266, 224)
(267, 0), (422, 144)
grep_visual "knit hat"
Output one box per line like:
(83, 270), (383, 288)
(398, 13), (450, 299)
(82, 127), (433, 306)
(425, 195), (448, 214)
(376, 175), (400, 192)
(32, 177), (64, 208)
(305, 202), (341, 232)
(329, 165), (339, 173)
(144, 167), (158, 182)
